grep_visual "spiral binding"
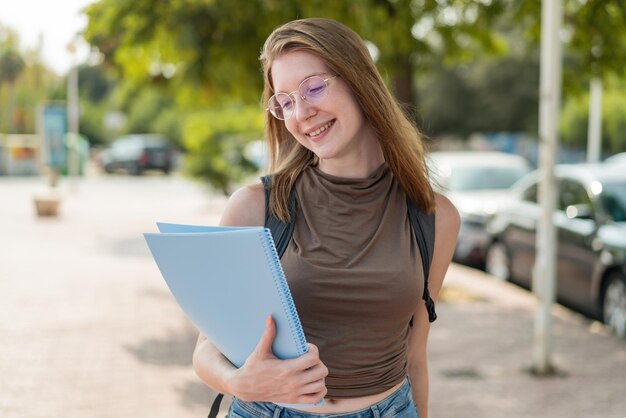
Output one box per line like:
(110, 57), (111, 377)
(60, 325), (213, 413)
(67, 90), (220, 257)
(259, 228), (308, 355)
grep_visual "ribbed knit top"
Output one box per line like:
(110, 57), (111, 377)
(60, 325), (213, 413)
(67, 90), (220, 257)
(281, 163), (423, 398)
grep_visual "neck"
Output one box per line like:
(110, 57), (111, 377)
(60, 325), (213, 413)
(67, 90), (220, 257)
(317, 128), (385, 178)
(318, 150), (385, 178)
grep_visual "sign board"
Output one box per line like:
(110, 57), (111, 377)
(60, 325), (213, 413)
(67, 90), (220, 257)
(42, 105), (68, 168)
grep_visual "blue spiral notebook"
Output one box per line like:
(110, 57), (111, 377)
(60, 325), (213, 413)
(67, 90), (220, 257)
(144, 223), (322, 408)
(144, 222), (308, 366)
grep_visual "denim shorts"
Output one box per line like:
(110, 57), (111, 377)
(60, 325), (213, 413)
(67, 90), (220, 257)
(227, 377), (419, 418)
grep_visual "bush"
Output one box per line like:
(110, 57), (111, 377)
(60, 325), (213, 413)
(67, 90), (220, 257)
(182, 106), (264, 194)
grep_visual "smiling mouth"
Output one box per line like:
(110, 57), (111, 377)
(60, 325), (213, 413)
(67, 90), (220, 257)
(306, 120), (335, 138)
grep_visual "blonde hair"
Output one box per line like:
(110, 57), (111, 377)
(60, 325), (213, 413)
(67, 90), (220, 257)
(260, 18), (434, 221)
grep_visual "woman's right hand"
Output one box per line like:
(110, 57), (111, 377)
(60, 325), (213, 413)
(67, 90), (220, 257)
(227, 316), (328, 405)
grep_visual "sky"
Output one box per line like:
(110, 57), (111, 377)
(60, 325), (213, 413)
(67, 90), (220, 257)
(1, 0), (96, 75)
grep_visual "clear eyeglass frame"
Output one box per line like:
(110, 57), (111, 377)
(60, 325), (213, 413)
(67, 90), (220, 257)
(266, 74), (339, 120)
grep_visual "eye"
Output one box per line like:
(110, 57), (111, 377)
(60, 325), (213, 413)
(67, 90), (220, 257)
(280, 98), (294, 110)
(274, 93), (293, 110)
(307, 85), (325, 96)
(304, 79), (326, 98)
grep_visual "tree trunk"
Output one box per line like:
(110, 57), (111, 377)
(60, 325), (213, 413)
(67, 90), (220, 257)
(7, 81), (16, 133)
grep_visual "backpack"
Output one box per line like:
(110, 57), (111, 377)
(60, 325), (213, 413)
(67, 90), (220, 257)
(208, 175), (436, 418)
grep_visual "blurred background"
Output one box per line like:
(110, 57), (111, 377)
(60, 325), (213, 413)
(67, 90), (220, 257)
(2, 0), (625, 186)
(1, 1), (625, 417)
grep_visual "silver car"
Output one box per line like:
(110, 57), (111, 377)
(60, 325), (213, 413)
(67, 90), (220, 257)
(429, 151), (531, 267)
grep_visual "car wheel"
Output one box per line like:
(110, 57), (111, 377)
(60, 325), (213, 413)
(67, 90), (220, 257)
(486, 241), (511, 281)
(129, 163), (142, 176)
(603, 272), (626, 339)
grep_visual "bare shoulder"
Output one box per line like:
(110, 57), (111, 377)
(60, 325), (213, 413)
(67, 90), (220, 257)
(434, 192), (460, 239)
(220, 182), (266, 227)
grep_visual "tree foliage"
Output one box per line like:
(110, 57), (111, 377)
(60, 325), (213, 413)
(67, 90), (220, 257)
(0, 36), (26, 133)
(0, 23), (60, 134)
(83, 0), (506, 108)
(0, 49), (25, 85)
(560, 74), (626, 154)
(510, 0), (626, 84)
(419, 55), (540, 138)
(80, 0), (626, 188)
(182, 105), (264, 194)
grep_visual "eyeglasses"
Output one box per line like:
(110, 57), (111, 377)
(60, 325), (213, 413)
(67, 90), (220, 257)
(267, 75), (339, 120)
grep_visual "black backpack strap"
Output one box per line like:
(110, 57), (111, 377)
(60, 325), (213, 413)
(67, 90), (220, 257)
(207, 393), (224, 418)
(407, 198), (437, 323)
(261, 175), (298, 257)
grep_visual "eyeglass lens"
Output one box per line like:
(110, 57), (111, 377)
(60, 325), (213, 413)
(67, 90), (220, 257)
(268, 76), (331, 120)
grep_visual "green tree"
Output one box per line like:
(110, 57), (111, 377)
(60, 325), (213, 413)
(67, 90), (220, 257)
(83, 0), (511, 190)
(76, 63), (116, 145)
(183, 106), (263, 194)
(418, 54), (540, 139)
(560, 75), (626, 154)
(0, 24), (61, 134)
(511, 1), (626, 81)
(0, 47), (26, 132)
(510, 0), (626, 154)
(84, 0), (506, 111)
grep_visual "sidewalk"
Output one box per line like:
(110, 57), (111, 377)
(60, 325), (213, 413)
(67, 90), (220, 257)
(1, 175), (624, 418)
(432, 264), (626, 418)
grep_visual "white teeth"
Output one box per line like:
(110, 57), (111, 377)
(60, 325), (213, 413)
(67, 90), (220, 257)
(307, 121), (333, 137)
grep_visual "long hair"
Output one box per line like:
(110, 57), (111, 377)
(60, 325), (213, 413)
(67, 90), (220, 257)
(260, 18), (434, 221)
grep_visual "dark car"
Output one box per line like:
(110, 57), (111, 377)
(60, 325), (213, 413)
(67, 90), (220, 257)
(429, 151), (531, 267)
(485, 164), (626, 338)
(101, 134), (173, 175)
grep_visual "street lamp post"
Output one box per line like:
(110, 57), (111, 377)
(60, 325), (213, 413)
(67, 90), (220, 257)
(533, 0), (563, 375)
(67, 40), (80, 187)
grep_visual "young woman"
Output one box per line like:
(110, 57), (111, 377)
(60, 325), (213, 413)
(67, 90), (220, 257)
(193, 18), (460, 418)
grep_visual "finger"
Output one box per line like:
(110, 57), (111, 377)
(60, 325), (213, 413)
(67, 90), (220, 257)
(302, 362), (329, 381)
(296, 389), (327, 406)
(306, 343), (319, 356)
(300, 379), (327, 397)
(289, 343), (322, 370)
(252, 315), (276, 358)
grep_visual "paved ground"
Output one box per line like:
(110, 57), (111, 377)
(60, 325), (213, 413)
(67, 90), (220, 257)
(1, 173), (625, 418)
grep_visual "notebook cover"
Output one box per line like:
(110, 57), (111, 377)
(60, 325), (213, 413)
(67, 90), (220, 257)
(144, 226), (308, 366)
(145, 223), (325, 408)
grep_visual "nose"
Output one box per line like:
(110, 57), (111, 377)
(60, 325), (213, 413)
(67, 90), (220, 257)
(293, 94), (316, 121)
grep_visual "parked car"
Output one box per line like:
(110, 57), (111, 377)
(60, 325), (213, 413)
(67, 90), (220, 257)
(485, 164), (626, 338)
(429, 151), (531, 267)
(604, 152), (626, 165)
(101, 134), (174, 175)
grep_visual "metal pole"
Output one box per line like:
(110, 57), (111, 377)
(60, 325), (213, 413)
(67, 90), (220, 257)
(67, 41), (80, 185)
(586, 77), (602, 163)
(533, 0), (562, 375)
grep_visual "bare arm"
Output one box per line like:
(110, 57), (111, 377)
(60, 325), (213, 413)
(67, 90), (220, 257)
(407, 193), (460, 418)
(191, 183), (328, 404)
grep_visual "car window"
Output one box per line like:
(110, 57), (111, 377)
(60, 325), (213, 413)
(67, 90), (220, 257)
(558, 179), (591, 211)
(600, 182), (626, 222)
(521, 182), (538, 203)
(449, 167), (529, 191)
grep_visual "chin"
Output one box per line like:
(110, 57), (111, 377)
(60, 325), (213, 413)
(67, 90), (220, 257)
(310, 144), (340, 161)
